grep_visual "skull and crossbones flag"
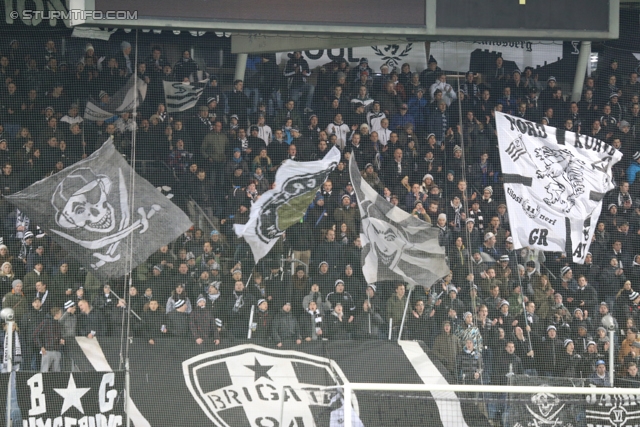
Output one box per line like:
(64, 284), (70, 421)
(349, 155), (449, 289)
(5, 139), (192, 280)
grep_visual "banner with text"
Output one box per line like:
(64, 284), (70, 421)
(496, 112), (621, 263)
(15, 372), (126, 427)
(277, 41), (563, 73)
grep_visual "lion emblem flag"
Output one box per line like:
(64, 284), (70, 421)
(496, 112), (621, 263)
(5, 139), (192, 280)
(235, 147), (341, 263)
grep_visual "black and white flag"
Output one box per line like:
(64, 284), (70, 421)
(15, 372), (127, 427)
(84, 75), (147, 121)
(496, 112), (621, 263)
(349, 155), (448, 288)
(5, 139), (192, 280)
(235, 147), (341, 263)
(164, 80), (207, 113)
(64, 337), (486, 427)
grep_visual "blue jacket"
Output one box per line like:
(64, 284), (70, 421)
(627, 161), (640, 184)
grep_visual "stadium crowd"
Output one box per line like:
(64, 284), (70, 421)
(1, 38), (640, 401)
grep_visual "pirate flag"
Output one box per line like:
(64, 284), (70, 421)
(349, 155), (449, 289)
(5, 139), (192, 281)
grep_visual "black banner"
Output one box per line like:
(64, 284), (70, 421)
(508, 376), (586, 427)
(15, 371), (126, 427)
(60, 338), (489, 427)
(0, 372), (8, 422)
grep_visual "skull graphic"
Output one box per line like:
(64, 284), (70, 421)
(52, 168), (116, 233)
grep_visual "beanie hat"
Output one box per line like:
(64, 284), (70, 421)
(174, 299), (185, 309)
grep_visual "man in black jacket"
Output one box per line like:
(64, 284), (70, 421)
(19, 297), (46, 370)
(272, 302), (302, 347)
(166, 299), (190, 338)
(77, 299), (105, 339)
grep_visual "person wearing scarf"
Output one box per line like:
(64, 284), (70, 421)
(302, 300), (324, 341)
(447, 196), (464, 232)
(1, 321), (21, 372)
(457, 338), (484, 385)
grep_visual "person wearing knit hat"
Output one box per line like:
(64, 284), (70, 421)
(629, 151), (640, 184)
(190, 294), (221, 345)
(165, 298), (190, 337)
(273, 300), (302, 346)
(326, 280), (355, 312)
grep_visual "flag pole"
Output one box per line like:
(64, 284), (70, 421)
(248, 305), (255, 339)
(124, 31), (140, 427)
(367, 293), (371, 335)
(516, 262), (533, 352)
(397, 287), (413, 342)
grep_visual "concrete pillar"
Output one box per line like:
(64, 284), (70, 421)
(571, 41), (591, 102)
(234, 53), (248, 82)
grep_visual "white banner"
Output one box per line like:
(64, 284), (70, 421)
(349, 155), (448, 288)
(163, 80), (206, 113)
(83, 76), (147, 121)
(234, 147), (341, 263)
(276, 41), (563, 73)
(496, 112), (621, 263)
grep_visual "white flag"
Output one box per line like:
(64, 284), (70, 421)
(163, 80), (206, 113)
(349, 155), (448, 288)
(84, 75), (147, 121)
(496, 112), (621, 263)
(235, 147), (341, 263)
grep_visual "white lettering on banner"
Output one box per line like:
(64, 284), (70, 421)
(99, 373), (116, 413)
(585, 392), (640, 427)
(183, 345), (362, 427)
(23, 373), (123, 427)
(25, 415), (123, 427)
(27, 374), (47, 416)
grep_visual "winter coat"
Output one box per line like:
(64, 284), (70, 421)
(352, 309), (383, 339)
(433, 331), (460, 374)
(271, 309), (301, 343)
(325, 311), (352, 340)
